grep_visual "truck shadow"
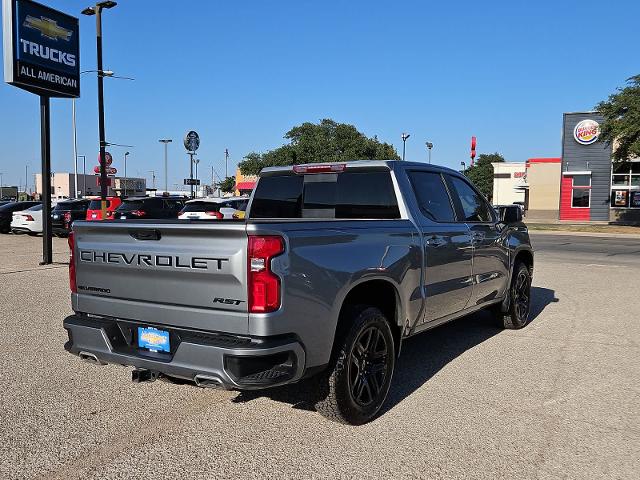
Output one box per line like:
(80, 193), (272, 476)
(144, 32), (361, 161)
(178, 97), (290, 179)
(232, 286), (558, 417)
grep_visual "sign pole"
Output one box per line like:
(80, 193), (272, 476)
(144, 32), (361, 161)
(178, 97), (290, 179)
(39, 95), (52, 265)
(95, 6), (108, 218)
(189, 152), (194, 198)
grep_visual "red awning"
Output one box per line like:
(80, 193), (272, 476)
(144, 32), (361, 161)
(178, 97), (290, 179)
(236, 181), (256, 190)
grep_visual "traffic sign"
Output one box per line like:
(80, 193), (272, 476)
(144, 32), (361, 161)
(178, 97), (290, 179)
(94, 165), (117, 175)
(184, 131), (200, 152)
(98, 151), (113, 166)
(183, 178), (200, 186)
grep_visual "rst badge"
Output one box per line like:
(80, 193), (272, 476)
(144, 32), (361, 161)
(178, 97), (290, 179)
(3, 0), (80, 98)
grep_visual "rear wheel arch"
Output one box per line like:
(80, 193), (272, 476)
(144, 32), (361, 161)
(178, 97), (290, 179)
(334, 279), (402, 358)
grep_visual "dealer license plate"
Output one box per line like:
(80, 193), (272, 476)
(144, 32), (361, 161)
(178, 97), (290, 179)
(138, 326), (170, 353)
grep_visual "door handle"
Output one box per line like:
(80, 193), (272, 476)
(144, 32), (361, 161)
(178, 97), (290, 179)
(426, 235), (446, 247)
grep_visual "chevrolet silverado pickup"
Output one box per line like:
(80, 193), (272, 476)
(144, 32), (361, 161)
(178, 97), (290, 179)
(64, 160), (533, 425)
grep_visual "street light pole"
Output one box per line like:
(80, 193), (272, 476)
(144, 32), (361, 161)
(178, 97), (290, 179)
(123, 151), (129, 196)
(148, 170), (156, 190)
(425, 141), (433, 164)
(82, 1), (118, 219)
(224, 148), (229, 178)
(193, 158), (200, 197)
(0, 172), (3, 200)
(401, 133), (410, 161)
(159, 139), (172, 193)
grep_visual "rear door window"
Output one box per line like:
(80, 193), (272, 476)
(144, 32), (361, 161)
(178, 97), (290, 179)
(88, 199), (111, 209)
(408, 171), (456, 222)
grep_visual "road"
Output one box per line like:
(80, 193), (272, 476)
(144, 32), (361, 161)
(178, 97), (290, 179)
(0, 232), (638, 479)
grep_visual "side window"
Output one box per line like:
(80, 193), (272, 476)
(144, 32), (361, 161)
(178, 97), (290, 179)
(408, 171), (455, 222)
(447, 175), (493, 222)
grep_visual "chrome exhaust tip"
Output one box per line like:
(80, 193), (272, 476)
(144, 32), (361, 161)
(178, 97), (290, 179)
(194, 374), (224, 389)
(79, 351), (106, 365)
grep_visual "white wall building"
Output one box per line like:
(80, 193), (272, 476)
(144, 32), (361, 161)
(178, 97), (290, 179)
(492, 162), (527, 205)
(35, 173), (146, 198)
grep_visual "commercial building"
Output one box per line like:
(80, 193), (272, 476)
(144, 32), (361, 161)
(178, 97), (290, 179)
(559, 112), (640, 223)
(35, 173), (146, 198)
(525, 158), (561, 221)
(491, 162), (526, 206)
(235, 168), (257, 196)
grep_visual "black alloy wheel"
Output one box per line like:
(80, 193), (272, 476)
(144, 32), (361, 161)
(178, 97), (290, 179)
(314, 306), (395, 425)
(500, 261), (532, 329)
(348, 325), (390, 407)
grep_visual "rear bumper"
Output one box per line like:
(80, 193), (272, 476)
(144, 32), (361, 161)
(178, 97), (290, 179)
(63, 314), (306, 390)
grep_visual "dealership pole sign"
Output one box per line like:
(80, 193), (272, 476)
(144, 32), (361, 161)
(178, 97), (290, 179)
(2, 0), (80, 265)
(3, 0), (80, 97)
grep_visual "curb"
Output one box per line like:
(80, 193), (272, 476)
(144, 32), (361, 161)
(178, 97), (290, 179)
(528, 229), (640, 239)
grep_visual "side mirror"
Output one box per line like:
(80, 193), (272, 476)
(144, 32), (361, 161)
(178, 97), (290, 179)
(499, 205), (522, 224)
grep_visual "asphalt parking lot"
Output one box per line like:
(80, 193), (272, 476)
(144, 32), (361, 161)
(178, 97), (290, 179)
(1, 232), (638, 479)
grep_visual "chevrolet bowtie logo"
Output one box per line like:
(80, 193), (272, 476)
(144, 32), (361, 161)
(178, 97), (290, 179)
(23, 15), (72, 42)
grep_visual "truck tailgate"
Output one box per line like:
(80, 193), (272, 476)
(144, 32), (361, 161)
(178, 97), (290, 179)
(72, 221), (249, 334)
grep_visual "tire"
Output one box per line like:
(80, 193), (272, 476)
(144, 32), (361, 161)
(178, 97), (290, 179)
(314, 306), (395, 425)
(499, 261), (532, 329)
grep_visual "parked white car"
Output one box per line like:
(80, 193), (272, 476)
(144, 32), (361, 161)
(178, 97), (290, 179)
(11, 204), (43, 235)
(178, 197), (249, 220)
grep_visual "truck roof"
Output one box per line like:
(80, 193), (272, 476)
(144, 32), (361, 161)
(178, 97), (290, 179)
(260, 160), (462, 176)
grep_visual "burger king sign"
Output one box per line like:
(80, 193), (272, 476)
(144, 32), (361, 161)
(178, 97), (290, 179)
(573, 119), (600, 145)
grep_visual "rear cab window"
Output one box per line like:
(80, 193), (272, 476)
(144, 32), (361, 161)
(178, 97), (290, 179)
(250, 169), (400, 219)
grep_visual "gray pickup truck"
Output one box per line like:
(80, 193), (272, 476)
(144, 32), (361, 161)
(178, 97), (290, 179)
(64, 160), (533, 424)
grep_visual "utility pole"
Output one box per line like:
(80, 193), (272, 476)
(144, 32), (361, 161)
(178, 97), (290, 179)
(224, 148), (229, 178)
(0, 172), (3, 200)
(25, 165), (28, 198)
(148, 170), (156, 190)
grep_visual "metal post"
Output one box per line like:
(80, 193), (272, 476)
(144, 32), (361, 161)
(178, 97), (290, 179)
(0, 173), (3, 199)
(79, 155), (86, 196)
(95, 6), (108, 219)
(225, 148), (229, 178)
(123, 151), (129, 196)
(25, 165), (28, 197)
(72, 98), (78, 198)
(189, 152), (194, 198)
(40, 96), (53, 265)
(401, 133), (410, 161)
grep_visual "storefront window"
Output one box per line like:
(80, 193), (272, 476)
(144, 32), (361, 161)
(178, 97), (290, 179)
(610, 162), (640, 208)
(611, 190), (629, 207)
(572, 188), (590, 207)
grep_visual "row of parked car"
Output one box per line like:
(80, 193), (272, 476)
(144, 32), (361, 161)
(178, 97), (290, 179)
(0, 196), (249, 236)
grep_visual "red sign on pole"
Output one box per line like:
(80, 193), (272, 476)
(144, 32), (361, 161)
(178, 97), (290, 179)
(470, 136), (477, 166)
(98, 151), (113, 166)
(96, 177), (112, 187)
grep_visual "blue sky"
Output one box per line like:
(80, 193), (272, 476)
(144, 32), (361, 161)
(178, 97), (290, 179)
(1, 0), (638, 190)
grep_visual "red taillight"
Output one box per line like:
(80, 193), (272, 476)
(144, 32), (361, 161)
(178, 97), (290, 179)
(248, 235), (284, 313)
(130, 210), (146, 217)
(24, 215), (34, 222)
(68, 231), (77, 293)
(205, 211), (223, 219)
(293, 163), (346, 174)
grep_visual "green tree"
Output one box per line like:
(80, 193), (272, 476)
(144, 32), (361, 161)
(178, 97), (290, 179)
(238, 119), (399, 175)
(218, 176), (236, 194)
(463, 152), (505, 199)
(596, 74), (640, 162)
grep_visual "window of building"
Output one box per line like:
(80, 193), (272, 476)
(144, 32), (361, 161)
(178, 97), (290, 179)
(610, 161), (640, 209)
(572, 188), (590, 208)
(572, 175), (591, 187)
